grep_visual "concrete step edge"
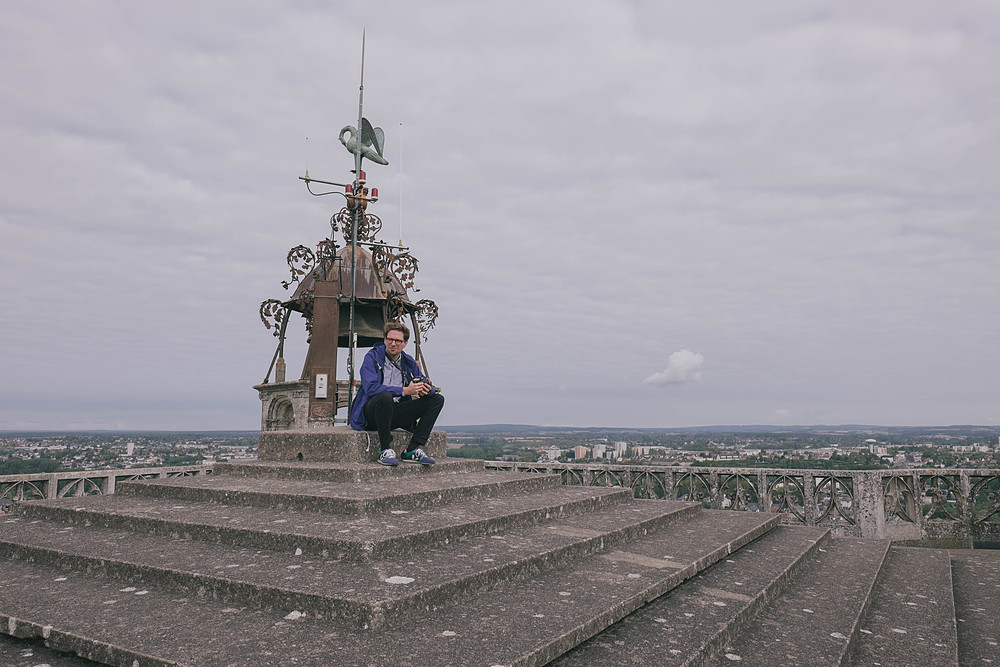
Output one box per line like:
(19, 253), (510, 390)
(376, 502), (706, 627)
(0, 541), (377, 629)
(2, 613), (178, 667)
(1, 502), (702, 631)
(840, 541), (893, 664)
(681, 527), (833, 666)
(513, 513), (783, 667)
(215, 457), (484, 482)
(115, 470), (562, 514)
(16, 487), (635, 561)
(0, 514), (780, 665)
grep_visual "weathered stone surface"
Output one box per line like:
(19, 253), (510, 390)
(217, 456), (481, 482)
(2, 499), (705, 630)
(0, 508), (776, 665)
(0, 633), (100, 666)
(707, 537), (891, 665)
(0, 456), (988, 666)
(552, 525), (831, 665)
(850, 546), (959, 666)
(257, 426), (446, 463)
(115, 468), (561, 514)
(950, 548), (1000, 665)
(17, 484), (636, 561)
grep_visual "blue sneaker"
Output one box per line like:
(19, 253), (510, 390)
(378, 448), (399, 466)
(400, 448), (435, 465)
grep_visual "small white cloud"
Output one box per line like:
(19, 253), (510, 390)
(644, 349), (704, 387)
(772, 408), (791, 422)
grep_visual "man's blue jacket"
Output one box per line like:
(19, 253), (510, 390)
(349, 342), (435, 430)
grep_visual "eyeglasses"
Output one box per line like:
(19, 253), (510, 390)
(385, 337), (406, 345)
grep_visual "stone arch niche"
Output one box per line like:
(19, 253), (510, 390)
(266, 397), (294, 431)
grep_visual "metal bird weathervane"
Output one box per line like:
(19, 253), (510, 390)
(256, 32), (438, 431)
(339, 117), (388, 166)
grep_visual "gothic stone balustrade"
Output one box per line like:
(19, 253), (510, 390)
(485, 461), (1000, 547)
(0, 465), (213, 511)
(4, 462), (998, 547)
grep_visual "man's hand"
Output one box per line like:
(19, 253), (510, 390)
(403, 378), (432, 397)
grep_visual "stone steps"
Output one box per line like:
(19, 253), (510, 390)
(569, 535), (1000, 666)
(215, 457), (484, 482)
(0, 498), (704, 630)
(0, 507), (777, 666)
(848, 546), (959, 666)
(2, 456), (997, 666)
(17, 483), (635, 560)
(950, 549), (1000, 665)
(550, 525), (831, 665)
(115, 468), (562, 513)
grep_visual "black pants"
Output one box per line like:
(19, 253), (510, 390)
(362, 391), (445, 451)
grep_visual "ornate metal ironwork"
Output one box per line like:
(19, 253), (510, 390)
(414, 299), (440, 341)
(334, 207), (382, 243)
(316, 238), (339, 268)
(282, 245), (315, 290)
(370, 245), (418, 291)
(259, 299), (285, 338)
(299, 288), (315, 337)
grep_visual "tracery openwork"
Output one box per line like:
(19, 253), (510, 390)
(56, 477), (104, 498)
(561, 468), (585, 486)
(921, 474), (962, 521)
(592, 468), (625, 488)
(883, 475), (916, 523)
(631, 469), (667, 499)
(768, 474), (805, 522)
(971, 475), (1000, 524)
(1, 479), (45, 502)
(673, 471), (710, 505)
(814, 475), (855, 525)
(720, 473), (760, 512)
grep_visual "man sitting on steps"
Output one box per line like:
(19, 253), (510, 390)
(349, 321), (445, 466)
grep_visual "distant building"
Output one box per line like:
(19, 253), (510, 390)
(543, 447), (562, 461)
(573, 445), (589, 460)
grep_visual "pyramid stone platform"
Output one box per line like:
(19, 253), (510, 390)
(1, 434), (997, 665)
(257, 426), (446, 463)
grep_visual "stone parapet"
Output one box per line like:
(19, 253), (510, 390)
(487, 461), (1000, 547)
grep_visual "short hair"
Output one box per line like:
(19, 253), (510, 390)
(384, 321), (410, 341)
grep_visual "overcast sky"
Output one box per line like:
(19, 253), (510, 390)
(2, 2), (998, 430)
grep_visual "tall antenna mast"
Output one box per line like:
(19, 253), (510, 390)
(346, 29), (366, 414)
(398, 122), (403, 245)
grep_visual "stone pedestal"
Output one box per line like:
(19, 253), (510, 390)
(258, 426), (447, 463)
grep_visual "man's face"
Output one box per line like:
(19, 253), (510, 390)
(385, 331), (407, 359)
